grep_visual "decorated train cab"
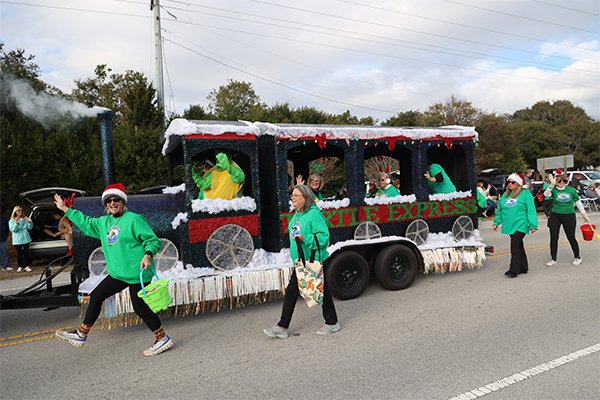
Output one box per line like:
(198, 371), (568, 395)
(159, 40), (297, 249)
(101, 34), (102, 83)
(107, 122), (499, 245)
(162, 120), (263, 270)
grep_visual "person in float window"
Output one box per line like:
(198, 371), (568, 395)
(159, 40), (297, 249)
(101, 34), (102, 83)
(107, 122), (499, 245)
(376, 173), (400, 197)
(296, 173), (324, 201)
(193, 152), (245, 200)
(425, 161), (456, 194)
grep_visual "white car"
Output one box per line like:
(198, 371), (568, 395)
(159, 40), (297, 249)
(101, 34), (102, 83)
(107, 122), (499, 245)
(567, 171), (600, 187)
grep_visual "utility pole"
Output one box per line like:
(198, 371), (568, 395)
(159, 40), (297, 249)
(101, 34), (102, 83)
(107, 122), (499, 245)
(151, 0), (172, 185)
(151, 0), (165, 126)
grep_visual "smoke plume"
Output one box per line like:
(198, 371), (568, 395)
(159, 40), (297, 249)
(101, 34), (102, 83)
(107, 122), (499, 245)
(1, 74), (109, 128)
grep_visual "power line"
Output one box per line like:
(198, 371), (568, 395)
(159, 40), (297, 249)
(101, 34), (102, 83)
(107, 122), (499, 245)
(0, 1), (151, 19)
(336, 0), (598, 50)
(442, 0), (599, 34)
(163, 22), (598, 92)
(162, 36), (401, 114)
(159, 2), (599, 73)
(530, 0), (600, 17)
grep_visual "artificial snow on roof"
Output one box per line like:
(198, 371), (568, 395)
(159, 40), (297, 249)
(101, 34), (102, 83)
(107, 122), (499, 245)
(162, 119), (478, 155)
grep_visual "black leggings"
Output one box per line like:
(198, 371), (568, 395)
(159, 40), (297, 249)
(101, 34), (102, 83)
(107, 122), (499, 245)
(84, 275), (161, 332)
(278, 261), (338, 329)
(548, 212), (579, 261)
(14, 243), (30, 269)
(542, 199), (553, 217)
(509, 231), (528, 274)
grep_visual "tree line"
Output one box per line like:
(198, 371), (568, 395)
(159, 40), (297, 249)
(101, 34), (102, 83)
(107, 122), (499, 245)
(1, 44), (598, 216)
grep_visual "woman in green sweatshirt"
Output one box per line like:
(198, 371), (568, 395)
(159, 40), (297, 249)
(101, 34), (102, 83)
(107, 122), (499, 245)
(53, 183), (173, 357)
(492, 173), (538, 278)
(264, 184), (339, 339)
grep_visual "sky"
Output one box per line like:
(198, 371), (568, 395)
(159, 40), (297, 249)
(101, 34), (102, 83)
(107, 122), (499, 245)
(1, 0), (599, 123)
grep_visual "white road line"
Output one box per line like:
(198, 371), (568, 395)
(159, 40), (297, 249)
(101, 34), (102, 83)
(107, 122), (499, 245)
(448, 343), (600, 400)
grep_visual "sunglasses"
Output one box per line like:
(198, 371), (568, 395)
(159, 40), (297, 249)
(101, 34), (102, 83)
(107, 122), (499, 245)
(309, 179), (321, 184)
(507, 181), (517, 184)
(105, 198), (122, 204)
(556, 179), (565, 183)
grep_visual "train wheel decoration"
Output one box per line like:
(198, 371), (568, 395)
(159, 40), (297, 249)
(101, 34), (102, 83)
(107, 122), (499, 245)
(87, 238), (179, 276)
(374, 245), (418, 291)
(405, 219), (429, 246)
(452, 216), (474, 241)
(206, 224), (254, 270)
(155, 239), (179, 273)
(353, 221), (382, 240)
(88, 247), (107, 277)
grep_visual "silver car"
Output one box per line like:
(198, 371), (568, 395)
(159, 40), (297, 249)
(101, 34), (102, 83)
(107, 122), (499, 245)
(20, 188), (87, 260)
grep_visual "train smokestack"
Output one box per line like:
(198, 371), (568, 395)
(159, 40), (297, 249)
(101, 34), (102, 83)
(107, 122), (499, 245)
(97, 111), (116, 187)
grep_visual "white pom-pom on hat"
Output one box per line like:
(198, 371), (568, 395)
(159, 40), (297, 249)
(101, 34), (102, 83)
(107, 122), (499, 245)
(102, 183), (128, 204)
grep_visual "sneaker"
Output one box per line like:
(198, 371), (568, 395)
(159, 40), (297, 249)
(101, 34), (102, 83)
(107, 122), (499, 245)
(482, 211), (487, 218)
(56, 329), (86, 347)
(545, 260), (557, 267)
(16, 267), (22, 272)
(24, 266), (32, 272)
(143, 335), (173, 356)
(2, 267), (14, 271)
(317, 322), (341, 336)
(573, 258), (582, 266)
(263, 325), (289, 339)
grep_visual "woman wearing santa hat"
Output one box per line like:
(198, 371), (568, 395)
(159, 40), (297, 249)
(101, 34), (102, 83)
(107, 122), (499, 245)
(544, 172), (590, 267)
(52, 183), (173, 357)
(492, 173), (538, 278)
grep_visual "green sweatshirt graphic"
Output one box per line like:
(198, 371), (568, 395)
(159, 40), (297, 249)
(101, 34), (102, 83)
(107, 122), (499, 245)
(288, 204), (330, 262)
(66, 209), (162, 284)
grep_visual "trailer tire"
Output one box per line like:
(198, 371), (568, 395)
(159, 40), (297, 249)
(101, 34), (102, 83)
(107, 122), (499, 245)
(326, 251), (369, 300)
(374, 245), (417, 291)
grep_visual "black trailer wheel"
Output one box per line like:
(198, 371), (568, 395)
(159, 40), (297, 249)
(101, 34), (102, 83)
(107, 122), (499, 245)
(452, 215), (474, 241)
(374, 245), (417, 291)
(326, 251), (369, 300)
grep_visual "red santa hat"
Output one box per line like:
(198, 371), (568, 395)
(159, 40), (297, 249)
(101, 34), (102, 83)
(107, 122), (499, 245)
(553, 169), (563, 175)
(101, 183), (127, 204)
(507, 173), (523, 186)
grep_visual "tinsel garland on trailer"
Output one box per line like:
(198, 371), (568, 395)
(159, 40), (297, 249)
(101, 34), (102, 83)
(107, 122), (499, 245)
(79, 246), (486, 327)
(420, 246), (485, 274)
(79, 267), (294, 328)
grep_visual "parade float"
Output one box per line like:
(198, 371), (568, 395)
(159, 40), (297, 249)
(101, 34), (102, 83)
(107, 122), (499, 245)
(2, 114), (489, 327)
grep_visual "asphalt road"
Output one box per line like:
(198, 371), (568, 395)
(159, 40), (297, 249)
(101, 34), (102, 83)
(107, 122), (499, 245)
(1, 212), (599, 400)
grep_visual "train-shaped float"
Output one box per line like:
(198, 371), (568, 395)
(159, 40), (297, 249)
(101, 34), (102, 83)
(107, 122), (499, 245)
(2, 113), (488, 324)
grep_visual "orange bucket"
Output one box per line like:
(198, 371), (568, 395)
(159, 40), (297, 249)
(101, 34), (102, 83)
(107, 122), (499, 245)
(580, 224), (596, 241)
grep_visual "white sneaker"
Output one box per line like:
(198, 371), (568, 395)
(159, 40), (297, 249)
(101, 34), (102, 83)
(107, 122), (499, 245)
(573, 258), (582, 266)
(143, 335), (173, 356)
(24, 266), (32, 272)
(545, 260), (557, 267)
(263, 325), (289, 339)
(2, 267), (14, 271)
(16, 267), (22, 272)
(317, 322), (341, 336)
(56, 329), (87, 347)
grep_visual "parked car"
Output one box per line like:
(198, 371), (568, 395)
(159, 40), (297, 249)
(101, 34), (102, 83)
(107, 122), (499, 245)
(20, 188), (87, 260)
(567, 171), (600, 188)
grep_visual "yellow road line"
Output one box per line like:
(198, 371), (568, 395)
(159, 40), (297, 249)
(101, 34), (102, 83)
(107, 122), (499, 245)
(488, 238), (591, 259)
(0, 325), (104, 348)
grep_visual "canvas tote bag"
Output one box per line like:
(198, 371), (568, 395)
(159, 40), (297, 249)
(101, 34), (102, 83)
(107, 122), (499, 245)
(294, 236), (325, 308)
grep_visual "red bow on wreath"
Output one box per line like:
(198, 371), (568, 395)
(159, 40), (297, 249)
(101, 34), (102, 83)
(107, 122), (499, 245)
(316, 133), (327, 149)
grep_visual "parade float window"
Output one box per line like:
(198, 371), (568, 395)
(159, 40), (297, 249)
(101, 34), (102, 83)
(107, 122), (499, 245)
(426, 143), (468, 192)
(190, 148), (253, 199)
(286, 141), (346, 200)
(364, 143), (413, 197)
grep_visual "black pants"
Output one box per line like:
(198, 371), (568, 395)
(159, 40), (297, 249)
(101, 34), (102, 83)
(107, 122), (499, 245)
(278, 261), (338, 329)
(542, 199), (553, 217)
(509, 231), (528, 274)
(84, 275), (161, 332)
(14, 243), (30, 269)
(548, 212), (579, 261)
